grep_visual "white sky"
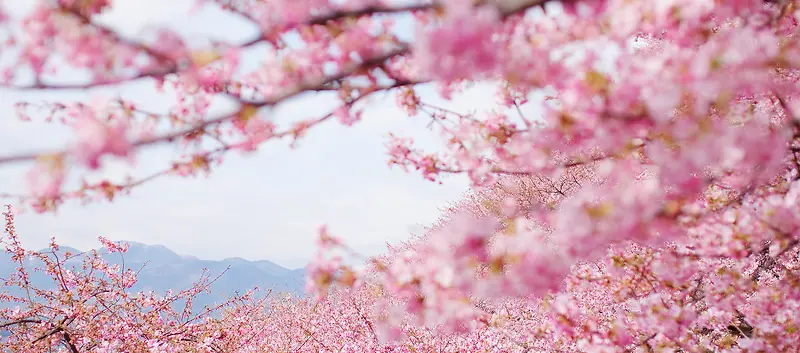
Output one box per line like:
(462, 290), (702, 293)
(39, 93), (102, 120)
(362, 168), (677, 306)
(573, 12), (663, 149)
(0, 0), (529, 268)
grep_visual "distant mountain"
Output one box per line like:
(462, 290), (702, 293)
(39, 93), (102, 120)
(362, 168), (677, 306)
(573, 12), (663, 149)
(0, 241), (306, 312)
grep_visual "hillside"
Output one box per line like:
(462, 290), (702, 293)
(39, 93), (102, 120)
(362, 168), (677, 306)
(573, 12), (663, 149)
(0, 241), (306, 311)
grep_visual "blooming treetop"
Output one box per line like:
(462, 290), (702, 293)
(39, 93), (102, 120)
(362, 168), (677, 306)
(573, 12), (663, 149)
(1, 206), (269, 353)
(1, 0), (800, 352)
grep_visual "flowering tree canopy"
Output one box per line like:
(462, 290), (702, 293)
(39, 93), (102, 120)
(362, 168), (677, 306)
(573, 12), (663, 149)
(3, 0), (800, 352)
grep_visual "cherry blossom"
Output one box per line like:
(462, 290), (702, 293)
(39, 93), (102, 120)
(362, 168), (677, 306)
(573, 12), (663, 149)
(1, 0), (800, 352)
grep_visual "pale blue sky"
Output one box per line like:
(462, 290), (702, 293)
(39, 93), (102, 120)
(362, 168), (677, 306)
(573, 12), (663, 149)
(0, 0), (531, 268)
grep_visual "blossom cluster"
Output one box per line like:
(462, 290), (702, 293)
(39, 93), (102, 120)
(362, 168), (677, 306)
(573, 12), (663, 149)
(2, 0), (800, 352)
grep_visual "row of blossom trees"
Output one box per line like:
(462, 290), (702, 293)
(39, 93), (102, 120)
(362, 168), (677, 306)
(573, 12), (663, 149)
(6, 161), (799, 352)
(3, 0), (800, 351)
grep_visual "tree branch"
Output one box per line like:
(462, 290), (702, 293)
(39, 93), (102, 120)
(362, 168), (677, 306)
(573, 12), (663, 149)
(0, 318), (42, 328)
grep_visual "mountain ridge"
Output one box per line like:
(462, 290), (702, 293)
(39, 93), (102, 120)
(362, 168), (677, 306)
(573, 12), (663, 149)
(1, 241), (307, 311)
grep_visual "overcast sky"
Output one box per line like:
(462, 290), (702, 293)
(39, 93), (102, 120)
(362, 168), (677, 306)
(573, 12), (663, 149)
(0, 0), (535, 268)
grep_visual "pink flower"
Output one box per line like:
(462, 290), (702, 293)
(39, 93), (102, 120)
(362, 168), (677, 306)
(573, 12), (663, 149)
(316, 225), (343, 249)
(0, 3), (7, 24)
(25, 155), (66, 200)
(414, 4), (501, 82)
(305, 253), (343, 299)
(98, 236), (129, 254)
(68, 103), (133, 170)
(334, 105), (362, 126)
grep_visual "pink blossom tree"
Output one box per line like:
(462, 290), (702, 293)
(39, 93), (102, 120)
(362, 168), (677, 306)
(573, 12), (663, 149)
(1, 0), (800, 352)
(0, 205), (268, 353)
